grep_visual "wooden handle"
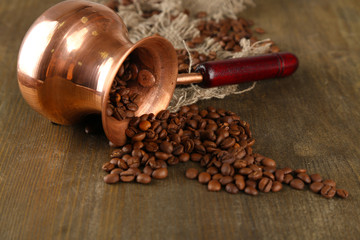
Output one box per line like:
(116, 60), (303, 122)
(195, 52), (299, 88)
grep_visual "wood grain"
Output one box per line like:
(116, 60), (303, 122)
(1, 0), (359, 239)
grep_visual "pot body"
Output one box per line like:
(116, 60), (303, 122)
(17, 0), (178, 145)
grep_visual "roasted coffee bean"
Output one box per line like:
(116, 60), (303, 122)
(152, 168), (168, 179)
(258, 177), (273, 193)
(198, 172), (211, 184)
(191, 153), (203, 162)
(208, 180), (221, 191)
(282, 167), (293, 174)
(185, 168), (199, 179)
(320, 185), (336, 199)
(160, 141), (173, 154)
(110, 168), (123, 175)
(117, 159), (128, 170)
(261, 158), (276, 167)
(323, 179), (336, 188)
(212, 173), (223, 181)
(110, 149), (123, 158)
(235, 177), (245, 190)
(172, 144), (184, 155)
(132, 132), (146, 142)
(294, 169), (306, 174)
(310, 173), (322, 183)
(121, 175), (135, 182)
(309, 182), (324, 193)
(102, 162), (115, 172)
(239, 167), (252, 175)
(155, 152), (170, 160)
(219, 176), (233, 185)
(336, 189), (349, 199)
(248, 170), (262, 181)
(136, 173), (151, 184)
(143, 165), (153, 176)
(220, 163), (231, 176)
(225, 183), (239, 194)
(297, 173), (311, 184)
(290, 179), (305, 190)
(246, 180), (257, 189)
(179, 153), (190, 162)
(283, 174), (293, 184)
(263, 171), (275, 181)
(133, 141), (144, 149)
(220, 137), (235, 149)
(104, 173), (120, 184)
(244, 186), (258, 196)
(271, 181), (283, 192)
(139, 120), (151, 131)
(275, 169), (285, 183)
(145, 142), (159, 152)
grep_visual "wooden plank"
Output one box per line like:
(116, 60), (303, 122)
(0, 0), (359, 239)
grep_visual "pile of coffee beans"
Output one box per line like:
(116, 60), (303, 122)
(102, 104), (348, 199)
(106, 59), (141, 120)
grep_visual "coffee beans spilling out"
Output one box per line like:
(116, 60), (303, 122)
(107, 59), (141, 120)
(102, 105), (348, 199)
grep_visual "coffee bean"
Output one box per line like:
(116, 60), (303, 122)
(290, 179), (304, 190)
(132, 132), (146, 142)
(143, 165), (153, 175)
(210, 173), (222, 181)
(271, 181), (283, 192)
(104, 173), (120, 184)
(155, 152), (170, 160)
(185, 168), (199, 179)
(219, 176), (233, 185)
(294, 169), (306, 174)
(244, 186), (258, 196)
(239, 167), (252, 175)
(139, 120), (151, 131)
(275, 169), (285, 182)
(320, 185), (336, 199)
(121, 175), (135, 182)
(206, 166), (218, 175)
(322, 179), (336, 188)
(145, 142), (159, 152)
(225, 183), (239, 194)
(283, 174), (293, 184)
(198, 172), (211, 184)
(191, 153), (203, 162)
(261, 158), (276, 168)
(282, 167), (293, 174)
(208, 180), (221, 191)
(297, 173), (311, 184)
(110, 168), (123, 175)
(136, 173), (151, 184)
(248, 170), (262, 181)
(235, 177), (245, 190)
(310, 173), (322, 183)
(246, 180), (257, 189)
(220, 163), (232, 176)
(179, 153), (190, 162)
(336, 189), (349, 199)
(258, 177), (273, 193)
(160, 141), (173, 154)
(102, 162), (115, 172)
(152, 168), (168, 179)
(309, 182), (324, 193)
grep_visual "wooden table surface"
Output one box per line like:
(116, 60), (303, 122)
(1, 0), (359, 239)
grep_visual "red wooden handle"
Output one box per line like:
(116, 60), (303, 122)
(195, 52), (299, 88)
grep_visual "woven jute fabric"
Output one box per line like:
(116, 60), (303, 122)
(98, 0), (272, 111)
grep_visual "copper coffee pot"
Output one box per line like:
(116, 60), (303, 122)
(17, 0), (298, 146)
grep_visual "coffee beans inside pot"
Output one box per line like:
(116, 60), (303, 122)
(102, 104), (348, 200)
